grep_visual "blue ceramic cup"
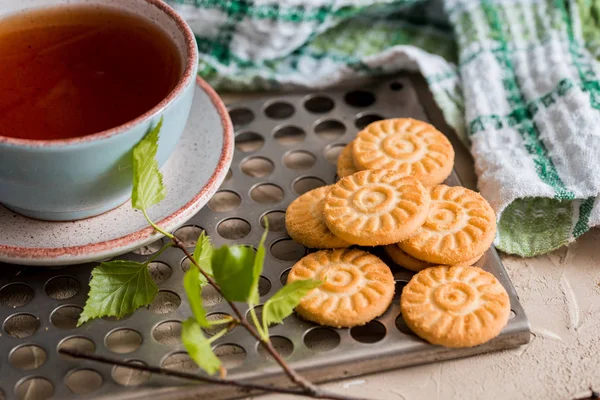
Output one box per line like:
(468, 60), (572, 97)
(0, 0), (199, 221)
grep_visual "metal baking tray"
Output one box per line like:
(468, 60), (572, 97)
(0, 74), (530, 400)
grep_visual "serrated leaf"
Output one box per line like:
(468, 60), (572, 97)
(78, 260), (158, 326)
(181, 319), (221, 375)
(249, 229), (268, 305)
(132, 117), (166, 211)
(262, 279), (321, 327)
(183, 268), (210, 327)
(212, 245), (256, 302)
(193, 231), (213, 284)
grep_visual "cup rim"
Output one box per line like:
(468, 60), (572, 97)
(0, 0), (199, 148)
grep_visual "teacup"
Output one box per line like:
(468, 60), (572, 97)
(0, 0), (199, 221)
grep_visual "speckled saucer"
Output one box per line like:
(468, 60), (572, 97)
(0, 78), (233, 266)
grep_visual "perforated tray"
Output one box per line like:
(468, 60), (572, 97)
(0, 75), (530, 400)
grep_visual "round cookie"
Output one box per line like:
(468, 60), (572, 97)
(287, 249), (395, 328)
(323, 170), (431, 246)
(398, 185), (496, 265)
(384, 244), (484, 272)
(337, 142), (358, 178)
(286, 185), (351, 249)
(400, 265), (510, 348)
(352, 118), (454, 186)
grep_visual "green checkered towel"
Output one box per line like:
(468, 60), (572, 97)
(167, 0), (600, 257)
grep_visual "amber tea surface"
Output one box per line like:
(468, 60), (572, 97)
(0, 6), (182, 140)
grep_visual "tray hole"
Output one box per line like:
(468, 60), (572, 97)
(214, 344), (246, 369)
(345, 90), (375, 108)
(112, 360), (151, 387)
(241, 157), (274, 177)
(58, 336), (96, 359)
(50, 305), (82, 330)
(259, 276), (272, 297)
(15, 377), (54, 400)
(65, 369), (103, 395)
(173, 225), (205, 248)
(208, 190), (242, 212)
(246, 305), (279, 329)
(394, 281), (408, 301)
(271, 239), (306, 262)
(162, 352), (197, 373)
(510, 309), (516, 319)
(390, 81), (404, 91)
(355, 114), (384, 130)
(225, 168), (233, 181)
(106, 329), (143, 353)
(257, 336), (294, 360)
(0, 283), (34, 308)
(305, 95), (334, 113)
(229, 108), (254, 129)
(293, 177), (326, 195)
(148, 291), (181, 315)
(217, 218), (251, 240)
(132, 239), (163, 255)
(203, 313), (235, 337)
(265, 101), (294, 119)
(9, 345), (47, 371)
(280, 268), (291, 285)
(236, 132), (264, 153)
(315, 120), (346, 141)
(202, 284), (224, 307)
(251, 183), (284, 204)
(395, 314), (417, 336)
(44, 276), (80, 300)
(304, 328), (340, 352)
(323, 143), (346, 165)
(260, 211), (286, 232)
(283, 151), (316, 170)
(4, 313), (40, 338)
(274, 126), (305, 145)
(350, 321), (386, 343)
(152, 321), (182, 345)
(147, 261), (172, 285)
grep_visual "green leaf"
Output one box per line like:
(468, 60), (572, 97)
(212, 245), (256, 302)
(183, 268), (210, 327)
(181, 319), (221, 375)
(131, 117), (166, 211)
(78, 260), (158, 326)
(262, 279), (321, 327)
(193, 231), (213, 283)
(249, 229), (268, 305)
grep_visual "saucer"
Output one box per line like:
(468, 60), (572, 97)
(0, 78), (233, 266)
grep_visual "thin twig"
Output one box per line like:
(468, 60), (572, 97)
(59, 349), (300, 397)
(171, 237), (367, 400)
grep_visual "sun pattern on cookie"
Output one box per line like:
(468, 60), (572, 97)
(352, 118), (454, 186)
(398, 185), (496, 265)
(323, 170), (431, 246)
(384, 244), (484, 272)
(285, 185), (351, 249)
(400, 266), (510, 348)
(337, 142), (358, 178)
(287, 249), (395, 328)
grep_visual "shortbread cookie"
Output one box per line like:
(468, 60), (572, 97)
(398, 185), (496, 265)
(323, 170), (431, 246)
(287, 249), (395, 328)
(352, 118), (454, 186)
(286, 185), (351, 249)
(384, 244), (484, 272)
(400, 266), (510, 347)
(337, 142), (358, 178)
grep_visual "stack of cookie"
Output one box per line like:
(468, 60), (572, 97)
(284, 118), (510, 348)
